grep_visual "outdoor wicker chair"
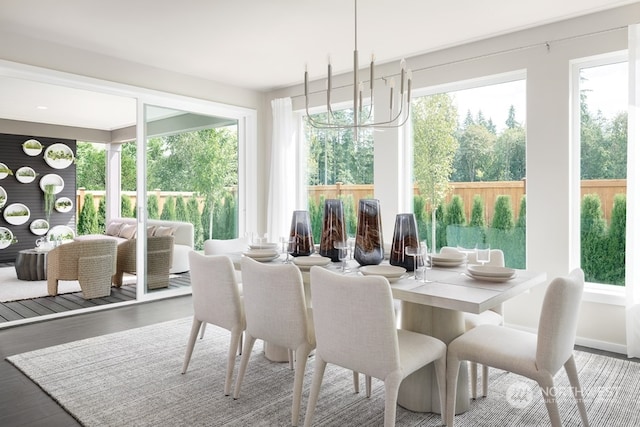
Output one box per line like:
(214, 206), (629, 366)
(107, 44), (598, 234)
(47, 239), (118, 299)
(112, 235), (174, 290)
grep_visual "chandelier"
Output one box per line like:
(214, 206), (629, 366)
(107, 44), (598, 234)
(304, 0), (412, 139)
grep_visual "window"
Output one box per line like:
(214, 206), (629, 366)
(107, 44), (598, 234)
(575, 55), (628, 286)
(304, 106), (374, 242)
(411, 75), (527, 268)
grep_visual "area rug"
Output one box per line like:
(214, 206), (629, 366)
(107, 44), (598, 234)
(7, 318), (640, 426)
(0, 266), (82, 302)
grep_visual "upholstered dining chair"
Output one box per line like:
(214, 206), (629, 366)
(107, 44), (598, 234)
(304, 267), (447, 427)
(182, 252), (245, 396)
(445, 268), (589, 427)
(233, 256), (315, 426)
(441, 245), (505, 398)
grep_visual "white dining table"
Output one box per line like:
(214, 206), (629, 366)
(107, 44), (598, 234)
(227, 252), (547, 415)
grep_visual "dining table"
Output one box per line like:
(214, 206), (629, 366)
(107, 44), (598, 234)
(227, 251), (547, 415)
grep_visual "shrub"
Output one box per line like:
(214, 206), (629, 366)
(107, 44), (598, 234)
(445, 195), (466, 226)
(97, 197), (106, 232)
(187, 196), (203, 250)
(604, 194), (625, 285)
(469, 195), (485, 227)
(121, 194), (133, 218)
(147, 194), (159, 219)
(491, 195), (514, 231)
(581, 194), (606, 283)
(175, 196), (188, 222)
(160, 196), (176, 221)
(78, 194), (99, 235)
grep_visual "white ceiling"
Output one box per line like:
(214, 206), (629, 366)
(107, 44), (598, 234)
(0, 0), (637, 130)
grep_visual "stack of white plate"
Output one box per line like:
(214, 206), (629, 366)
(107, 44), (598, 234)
(242, 249), (280, 262)
(429, 252), (466, 267)
(466, 265), (516, 282)
(292, 256), (331, 271)
(249, 242), (279, 250)
(360, 265), (407, 283)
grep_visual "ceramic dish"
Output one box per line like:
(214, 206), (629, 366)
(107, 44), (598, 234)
(360, 265), (407, 279)
(0, 227), (14, 249)
(467, 265), (516, 278)
(430, 252), (466, 267)
(0, 163), (10, 179)
(47, 225), (76, 243)
(44, 143), (74, 169)
(40, 173), (65, 194)
(30, 219), (50, 236)
(54, 197), (74, 213)
(466, 273), (515, 283)
(3, 203), (30, 225)
(15, 166), (37, 184)
(0, 186), (6, 209)
(249, 242), (279, 250)
(22, 139), (43, 156)
(246, 254), (280, 262)
(293, 256), (331, 270)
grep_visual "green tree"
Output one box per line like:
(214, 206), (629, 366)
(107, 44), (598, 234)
(606, 194), (626, 285)
(187, 196), (203, 250)
(469, 195), (485, 227)
(491, 195), (514, 231)
(76, 142), (105, 190)
(77, 194), (99, 235)
(147, 194), (159, 219)
(160, 196), (176, 221)
(121, 194), (134, 218)
(453, 123), (495, 181)
(412, 93), (459, 252)
(490, 126), (526, 180)
(175, 196), (188, 222)
(97, 197), (106, 232)
(445, 195), (466, 226)
(581, 194), (606, 282)
(516, 196), (526, 229)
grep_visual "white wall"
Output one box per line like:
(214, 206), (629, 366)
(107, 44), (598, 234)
(266, 3), (640, 354)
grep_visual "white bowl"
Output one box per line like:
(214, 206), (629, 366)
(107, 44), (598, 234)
(467, 265), (516, 278)
(360, 265), (406, 278)
(293, 256), (331, 270)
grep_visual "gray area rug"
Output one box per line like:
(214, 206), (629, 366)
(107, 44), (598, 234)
(7, 317), (640, 426)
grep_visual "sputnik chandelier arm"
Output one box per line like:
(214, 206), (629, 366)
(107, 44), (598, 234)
(303, 0), (412, 133)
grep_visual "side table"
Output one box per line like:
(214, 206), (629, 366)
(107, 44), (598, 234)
(15, 249), (49, 281)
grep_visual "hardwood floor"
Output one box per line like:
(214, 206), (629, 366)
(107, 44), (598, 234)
(0, 294), (195, 427)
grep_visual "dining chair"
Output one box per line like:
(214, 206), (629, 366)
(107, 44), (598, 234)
(441, 245), (505, 398)
(182, 251), (245, 396)
(304, 267), (447, 427)
(233, 256), (315, 426)
(445, 268), (589, 427)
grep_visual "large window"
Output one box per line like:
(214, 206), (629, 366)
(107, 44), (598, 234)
(411, 76), (527, 268)
(575, 55), (628, 286)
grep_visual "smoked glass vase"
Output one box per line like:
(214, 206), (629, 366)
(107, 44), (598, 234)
(288, 210), (315, 257)
(354, 199), (384, 266)
(319, 199), (346, 262)
(389, 213), (420, 271)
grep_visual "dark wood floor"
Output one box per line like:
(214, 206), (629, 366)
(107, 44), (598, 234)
(0, 294), (195, 427)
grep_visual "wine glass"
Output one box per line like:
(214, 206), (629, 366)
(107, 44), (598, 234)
(334, 240), (349, 272)
(286, 237), (296, 263)
(279, 236), (288, 261)
(416, 242), (431, 283)
(476, 243), (491, 266)
(347, 235), (356, 260)
(405, 245), (424, 280)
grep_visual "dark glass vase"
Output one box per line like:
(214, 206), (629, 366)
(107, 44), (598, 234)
(354, 199), (384, 266)
(319, 199), (346, 262)
(288, 210), (314, 257)
(389, 213), (420, 271)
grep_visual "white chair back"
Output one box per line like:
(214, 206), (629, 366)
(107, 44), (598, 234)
(204, 237), (249, 255)
(188, 251), (244, 331)
(310, 266), (400, 380)
(536, 268), (585, 374)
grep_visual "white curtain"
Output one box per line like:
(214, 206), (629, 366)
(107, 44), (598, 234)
(267, 97), (297, 242)
(627, 24), (640, 358)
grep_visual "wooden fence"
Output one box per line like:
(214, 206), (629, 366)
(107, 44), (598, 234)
(77, 179), (627, 225)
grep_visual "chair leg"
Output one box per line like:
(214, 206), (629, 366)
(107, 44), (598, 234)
(291, 344), (312, 426)
(224, 329), (243, 396)
(233, 335), (257, 399)
(538, 374), (562, 427)
(434, 355), (447, 425)
(181, 318), (202, 374)
(482, 364), (489, 397)
(289, 349), (294, 370)
(565, 355), (590, 426)
(303, 358), (327, 427)
(353, 371), (359, 393)
(470, 361), (478, 399)
(446, 355), (461, 427)
(366, 375), (372, 398)
(383, 372), (402, 427)
(199, 322), (207, 339)
(238, 332), (243, 356)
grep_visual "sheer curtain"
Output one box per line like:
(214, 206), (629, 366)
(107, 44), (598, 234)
(267, 97), (297, 242)
(627, 23), (640, 358)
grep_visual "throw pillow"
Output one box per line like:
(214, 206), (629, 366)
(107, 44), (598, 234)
(106, 222), (123, 236)
(119, 224), (137, 239)
(147, 226), (156, 237)
(153, 226), (175, 237)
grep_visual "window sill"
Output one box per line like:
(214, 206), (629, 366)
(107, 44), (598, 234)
(583, 282), (625, 306)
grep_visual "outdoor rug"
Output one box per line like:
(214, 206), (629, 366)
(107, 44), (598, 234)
(7, 317), (640, 426)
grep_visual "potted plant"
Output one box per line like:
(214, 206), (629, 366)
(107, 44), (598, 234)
(44, 184), (55, 222)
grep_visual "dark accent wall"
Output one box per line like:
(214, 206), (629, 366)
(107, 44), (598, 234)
(0, 133), (76, 263)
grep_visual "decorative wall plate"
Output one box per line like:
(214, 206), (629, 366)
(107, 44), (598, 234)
(0, 186), (6, 209)
(44, 143), (74, 169)
(47, 225), (75, 243)
(54, 197), (74, 213)
(30, 219), (50, 236)
(40, 174), (65, 194)
(0, 227), (14, 249)
(15, 166), (37, 184)
(0, 162), (11, 180)
(23, 139), (43, 156)
(3, 203), (30, 225)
